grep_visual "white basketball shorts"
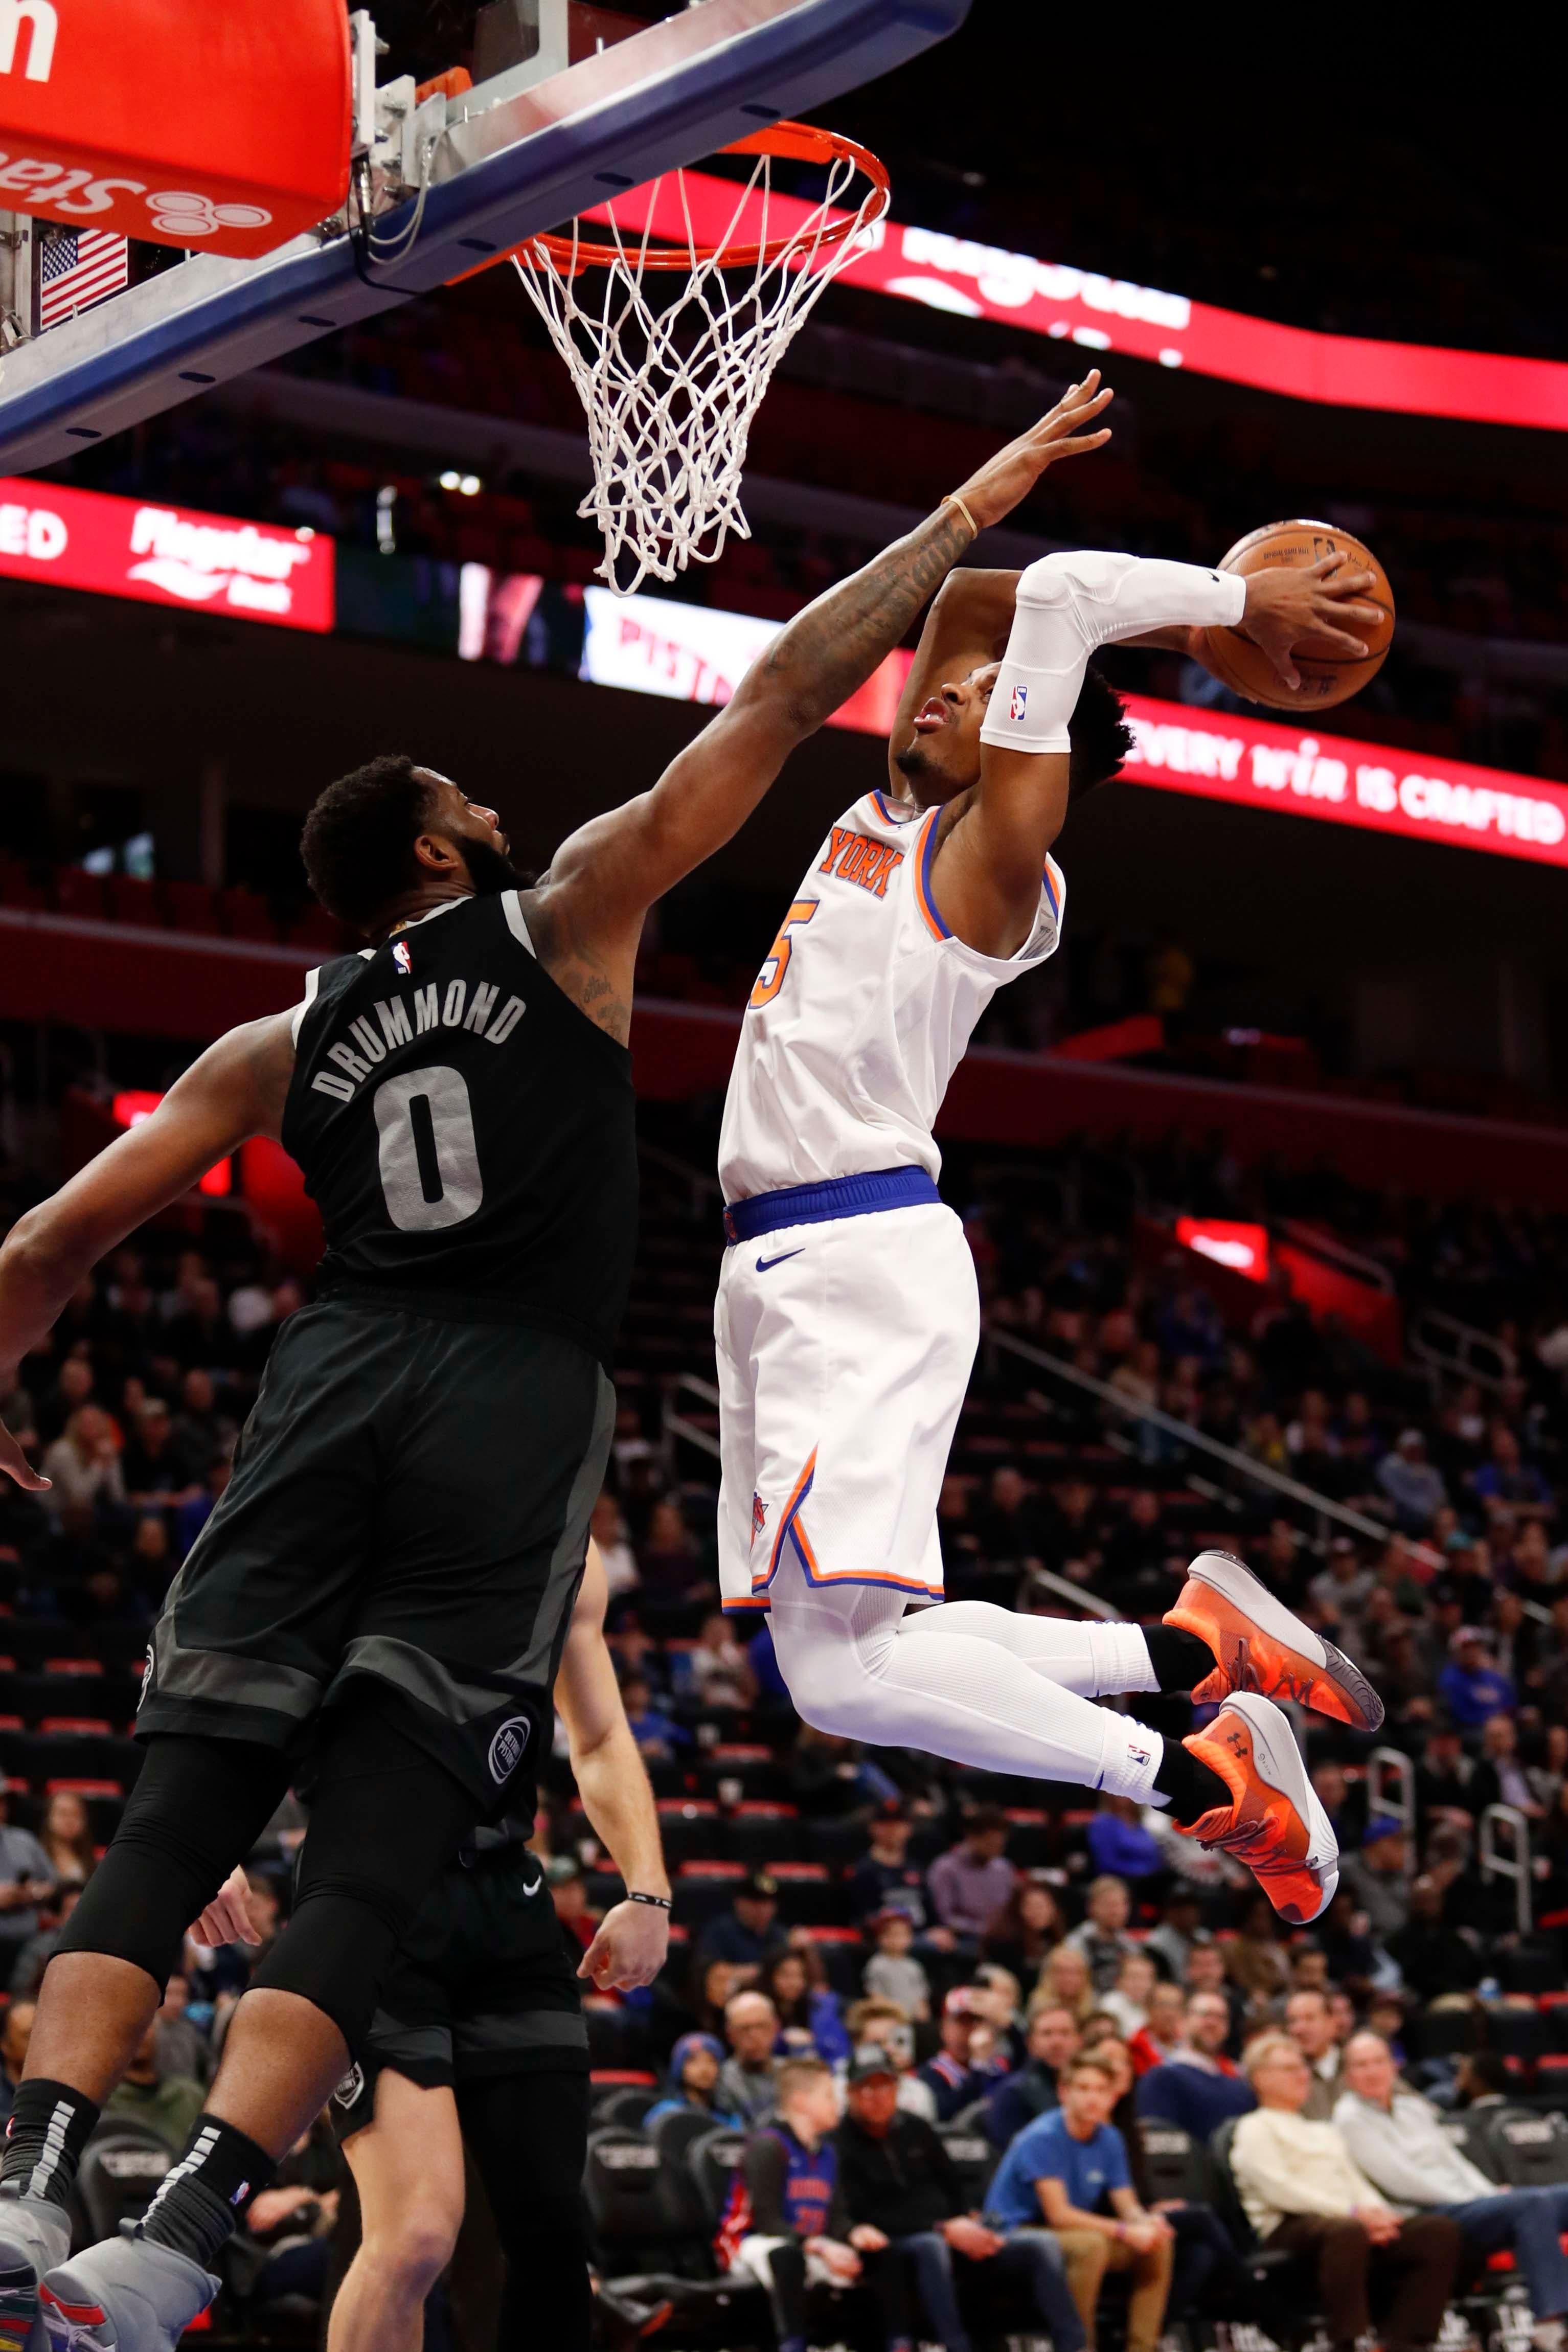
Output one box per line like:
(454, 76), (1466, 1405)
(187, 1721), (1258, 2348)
(715, 1197), (979, 1613)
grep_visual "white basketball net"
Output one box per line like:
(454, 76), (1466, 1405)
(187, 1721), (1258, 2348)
(512, 144), (888, 595)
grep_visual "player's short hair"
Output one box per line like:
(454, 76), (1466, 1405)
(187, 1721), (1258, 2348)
(301, 754), (439, 931)
(1067, 666), (1135, 803)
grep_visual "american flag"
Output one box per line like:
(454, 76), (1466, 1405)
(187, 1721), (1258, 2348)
(37, 228), (129, 332)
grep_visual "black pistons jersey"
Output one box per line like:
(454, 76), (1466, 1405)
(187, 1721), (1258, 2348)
(282, 890), (637, 1368)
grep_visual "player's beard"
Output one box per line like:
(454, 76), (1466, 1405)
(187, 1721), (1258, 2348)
(462, 833), (529, 896)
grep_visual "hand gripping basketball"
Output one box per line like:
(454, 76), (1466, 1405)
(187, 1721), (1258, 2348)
(1235, 552), (1385, 693)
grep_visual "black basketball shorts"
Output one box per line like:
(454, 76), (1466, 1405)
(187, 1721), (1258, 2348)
(135, 1296), (615, 1810)
(328, 1847), (588, 2139)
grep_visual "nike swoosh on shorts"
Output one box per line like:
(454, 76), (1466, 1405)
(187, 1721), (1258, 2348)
(756, 1250), (804, 1273)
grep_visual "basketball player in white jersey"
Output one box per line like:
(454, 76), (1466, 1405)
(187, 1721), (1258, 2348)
(716, 386), (1387, 1923)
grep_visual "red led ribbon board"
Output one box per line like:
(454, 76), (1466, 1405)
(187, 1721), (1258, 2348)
(0, 0), (350, 258)
(589, 178), (1568, 433)
(0, 474), (333, 630)
(1118, 694), (1568, 872)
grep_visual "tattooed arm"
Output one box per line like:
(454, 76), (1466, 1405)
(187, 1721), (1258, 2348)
(522, 382), (1113, 1043)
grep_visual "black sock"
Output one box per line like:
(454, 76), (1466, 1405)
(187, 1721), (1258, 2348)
(1144, 1624), (1217, 1694)
(0, 2080), (101, 2208)
(137, 2116), (275, 2271)
(1153, 1741), (1231, 1826)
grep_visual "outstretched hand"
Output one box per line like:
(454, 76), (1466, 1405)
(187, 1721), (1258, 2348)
(1238, 551), (1384, 691)
(951, 371), (1114, 534)
(0, 1416), (47, 1493)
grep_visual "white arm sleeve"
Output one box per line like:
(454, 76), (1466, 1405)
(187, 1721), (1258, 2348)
(979, 550), (1247, 755)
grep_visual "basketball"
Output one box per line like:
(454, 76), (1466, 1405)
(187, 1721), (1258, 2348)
(1200, 519), (1395, 713)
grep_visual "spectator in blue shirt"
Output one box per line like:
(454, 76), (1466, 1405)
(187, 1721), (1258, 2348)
(621, 1673), (687, 1761)
(985, 2052), (1173, 2352)
(697, 1872), (789, 1982)
(1376, 1430), (1448, 1534)
(1472, 1427), (1554, 1518)
(763, 1948), (851, 2066)
(1085, 1796), (1163, 1884)
(645, 2032), (745, 2134)
(1437, 1630), (1518, 1732)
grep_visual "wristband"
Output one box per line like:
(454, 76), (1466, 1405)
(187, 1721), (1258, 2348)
(942, 491), (978, 539)
(627, 1890), (672, 1912)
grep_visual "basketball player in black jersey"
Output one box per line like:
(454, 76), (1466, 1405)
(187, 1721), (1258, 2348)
(0, 383), (1114, 2351)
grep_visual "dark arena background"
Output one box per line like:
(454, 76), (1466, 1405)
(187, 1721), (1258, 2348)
(0, 10), (1564, 2348)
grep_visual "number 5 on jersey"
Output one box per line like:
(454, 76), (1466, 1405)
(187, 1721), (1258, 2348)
(749, 899), (818, 1010)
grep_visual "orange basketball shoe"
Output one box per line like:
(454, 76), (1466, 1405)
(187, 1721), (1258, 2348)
(1164, 1549), (1383, 1732)
(1174, 1692), (1339, 1924)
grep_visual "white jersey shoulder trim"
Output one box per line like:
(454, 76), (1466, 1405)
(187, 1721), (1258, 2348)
(503, 889), (536, 955)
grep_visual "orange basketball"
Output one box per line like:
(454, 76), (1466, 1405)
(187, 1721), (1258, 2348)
(1200, 519), (1395, 713)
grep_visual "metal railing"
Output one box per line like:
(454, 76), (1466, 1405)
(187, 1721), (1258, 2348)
(1367, 1747), (1416, 1846)
(982, 1322), (1443, 1567)
(1408, 1306), (1517, 1397)
(1479, 1803), (1533, 1937)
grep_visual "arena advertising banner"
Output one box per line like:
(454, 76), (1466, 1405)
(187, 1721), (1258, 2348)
(0, 475), (334, 629)
(589, 179), (1568, 433)
(578, 584), (1568, 872)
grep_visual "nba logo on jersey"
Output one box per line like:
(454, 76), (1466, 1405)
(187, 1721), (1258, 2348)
(1009, 684), (1028, 722)
(393, 940), (413, 975)
(751, 1492), (768, 1549)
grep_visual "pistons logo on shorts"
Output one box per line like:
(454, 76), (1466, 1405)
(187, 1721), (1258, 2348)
(751, 1493), (768, 1550)
(1009, 684), (1028, 722)
(488, 1715), (531, 1784)
(333, 2064), (365, 2110)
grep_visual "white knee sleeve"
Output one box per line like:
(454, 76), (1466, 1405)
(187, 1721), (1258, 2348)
(980, 550), (1247, 755)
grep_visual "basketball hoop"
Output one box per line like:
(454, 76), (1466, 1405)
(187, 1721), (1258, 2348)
(508, 121), (890, 594)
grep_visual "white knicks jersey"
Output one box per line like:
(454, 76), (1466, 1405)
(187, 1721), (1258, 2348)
(719, 788), (1065, 1201)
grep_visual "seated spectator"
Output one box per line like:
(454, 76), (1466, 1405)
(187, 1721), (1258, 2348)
(1286, 1989), (1347, 2121)
(1229, 2031), (1461, 2352)
(621, 1673), (686, 1761)
(173, 1456), (230, 1558)
(984, 2051), (1173, 2352)
(1453, 2052), (1510, 2109)
(972, 1465), (1049, 1564)
(981, 1878), (1062, 1982)
(1085, 1795), (1163, 1883)
(589, 1489), (640, 1601)
(1039, 1940), (1096, 2025)
(1135, 1989), (1255, 2138)
(1063, 1876), (1137, 1994)
(1385, 1875), (1483, 2003)
(120, 1396), (200, 1512)
(1225, 1893), (1290, 2003)
(0, 1999), (34, 2128)
(719, 1991), (783, 2125)
(863, 1911), (930, 2022)
(1470, 1710), (1542, 1817)
(38, 1788), (96, 1891)
(0, 1792), (57, 1973)
(1127, 1981), (1187, 2077)
(1143, 1886), (1206, 1983)
(842, 1999), (934, 2121)
(1338, 1817), (1412, 1939)
(1473, 1424), (1554, 1521)
(836, 2046), (1086, 2352)
(849, 1804), (938, 1940)
(1101, 1949), (1158, 2041)
(687, 1612), (757, 1711)
(40, 1404), (124, 1523)
(638, 1497), (712, 1610)
(1439, 1629), (1518, 1731)
(153, 1972), (210, 2089)
(1377, 1429), (1447, 1533)
(984, 2001), (1079, 2149)
(928, 1810), (1017, 1949)
(697, 1871), (788, 1984)
(918, 1988), (986, 2122)
(546, 1858), (598, 1973)
(170, 1367), (234, 1469)
(645, 2031), (744, 2133)
(104, 2019), (207, 2153)
(1416, 1722), (1475, 1819)
(764, 1948), (850, 2066)
(10, 1884), (80, 1995)
(717, 2055), (896, 2352)
(1335, 2030), (1568, 2352)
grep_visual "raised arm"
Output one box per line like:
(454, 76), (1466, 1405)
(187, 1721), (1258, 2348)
(933, 547), (1382, 957)
(0, 1012), (296, 1488)
(527, 380), (1116, 990)
(556, 1540), (671, 1992)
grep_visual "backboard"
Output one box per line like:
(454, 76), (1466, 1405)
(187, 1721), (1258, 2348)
(0, 0), (970, 475)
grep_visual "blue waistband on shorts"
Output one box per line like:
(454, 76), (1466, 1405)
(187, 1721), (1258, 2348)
(722, 1165), (940, 1245)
